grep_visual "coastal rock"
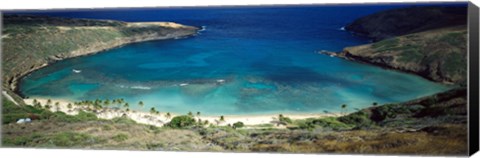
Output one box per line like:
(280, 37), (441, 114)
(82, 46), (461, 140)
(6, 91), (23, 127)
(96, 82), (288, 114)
(345, 6), (467, 41)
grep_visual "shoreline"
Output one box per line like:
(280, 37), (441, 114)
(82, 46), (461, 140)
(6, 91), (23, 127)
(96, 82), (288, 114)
(5, 21), (199, 102)
(23, 98), (342, 128)
(317, 50), (455, 85)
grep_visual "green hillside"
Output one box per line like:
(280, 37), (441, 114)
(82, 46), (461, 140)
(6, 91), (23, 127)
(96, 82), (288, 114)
(1, 15), (198, 103)
(341, 26), (467, 85)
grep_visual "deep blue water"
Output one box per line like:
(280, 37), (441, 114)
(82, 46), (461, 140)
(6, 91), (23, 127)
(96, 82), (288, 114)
(15, 4), (460, 115)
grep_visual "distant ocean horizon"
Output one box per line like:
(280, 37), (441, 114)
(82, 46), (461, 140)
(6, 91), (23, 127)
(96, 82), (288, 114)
(14, 3), (459, 116)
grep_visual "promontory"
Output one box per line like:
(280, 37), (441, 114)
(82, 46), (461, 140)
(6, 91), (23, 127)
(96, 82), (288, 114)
(1, 15), (199, 104)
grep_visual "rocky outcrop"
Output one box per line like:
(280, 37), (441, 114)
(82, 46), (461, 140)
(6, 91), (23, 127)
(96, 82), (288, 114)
(2, 15), (199, 102)
(345, 6), (467, 41)
(338, 26), (467, 85)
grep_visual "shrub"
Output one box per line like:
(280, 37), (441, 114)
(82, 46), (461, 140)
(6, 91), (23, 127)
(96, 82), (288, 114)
(371, 104), (414, 122)
(232, 121), (245, 129)
(165, 115), (196, 128)
(297, 121), (315, 131)
(2, 99), (52, 124)
(279, 116), (293, 124)
(338, 111), (375, 128)
(310, 117), (353, 130)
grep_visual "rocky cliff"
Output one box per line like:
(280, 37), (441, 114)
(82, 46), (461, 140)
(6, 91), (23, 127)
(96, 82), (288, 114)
(345, 6), (467, 41)
(338, 6), (468, 85)
(1, 15), (199, 103)
(340, 26), (467, 85)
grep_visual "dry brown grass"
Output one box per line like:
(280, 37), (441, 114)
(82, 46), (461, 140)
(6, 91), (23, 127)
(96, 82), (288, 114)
(250, 124), (467, 155)
(2, 120), (223, 151)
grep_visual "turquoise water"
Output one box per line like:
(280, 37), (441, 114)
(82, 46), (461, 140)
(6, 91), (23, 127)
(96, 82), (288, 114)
(17, 5), (452, 115)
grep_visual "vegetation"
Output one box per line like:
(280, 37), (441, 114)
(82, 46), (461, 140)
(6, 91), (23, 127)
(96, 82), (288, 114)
(165, 115), (196, 129)
(343, 26), (467, 85)
(150, 107), (156, 114)
(1, 88), (468, 154)
(2, 99), (99, 124)
(278, 114), (292, 124)
(112, 133), (129, 142)
(1, 15), (198, 103)
(187, 111), (193, 117)
(0, 11), (469, 154)
(232, 122), (245, 129)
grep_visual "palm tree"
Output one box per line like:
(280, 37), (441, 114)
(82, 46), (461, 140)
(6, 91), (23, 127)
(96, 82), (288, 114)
(138, 101), (144, 108)
(165, 112), (171, 119)
(116, 98), (124, 107)
(95, 99), (101, 106)
(55, 102), (60, 111)
(188, 111), (193, 117)
(67, 103), (72, 110)
(34, 102), (42, 108)
(47, 99), (52, 105)
(104, 99), (110, 106)
(126, 108), (130, 112)
(123, 103), (129, 108)
(150, 107), (156, 114)
(220, 115), (225, 122)
(341, 104), (347, 115)
(33, 99), (38, 105)
(372, 102), (378, 107)
(196, 111), (201, 117)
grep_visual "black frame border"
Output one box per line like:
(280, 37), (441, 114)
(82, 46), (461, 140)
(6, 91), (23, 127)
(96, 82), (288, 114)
(468, 1), (479, 156)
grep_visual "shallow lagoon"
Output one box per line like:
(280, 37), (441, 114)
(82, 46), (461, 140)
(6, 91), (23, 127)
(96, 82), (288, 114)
(19, 5), (450, 115)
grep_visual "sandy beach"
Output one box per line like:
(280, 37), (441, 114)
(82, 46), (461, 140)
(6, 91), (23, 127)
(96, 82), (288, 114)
(24, 98), (342, 128)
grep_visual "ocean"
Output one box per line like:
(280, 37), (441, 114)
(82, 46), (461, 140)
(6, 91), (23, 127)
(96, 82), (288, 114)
(14, 4), (456, 115)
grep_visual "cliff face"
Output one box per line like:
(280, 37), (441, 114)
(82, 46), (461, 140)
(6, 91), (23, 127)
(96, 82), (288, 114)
(1, 15), (199, 102)
(339, 5), (468, 85)
(340, 26), (467, 85)
(345, 6), (467, 41)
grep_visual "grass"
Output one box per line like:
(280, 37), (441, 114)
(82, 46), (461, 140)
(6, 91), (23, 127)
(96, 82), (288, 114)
(371, 38), (399, 52)
(249, 124), (467, 155)
(346, 26), (467, 85)
(443, 52), (466, 77)
(51, 132), (102, 147)
(112, 133), (129, 142)
(439, 31), (467, 46)
(110, 116), (137, 125)
(2, 132), (103, 147)
(397, 45), (424, 62)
